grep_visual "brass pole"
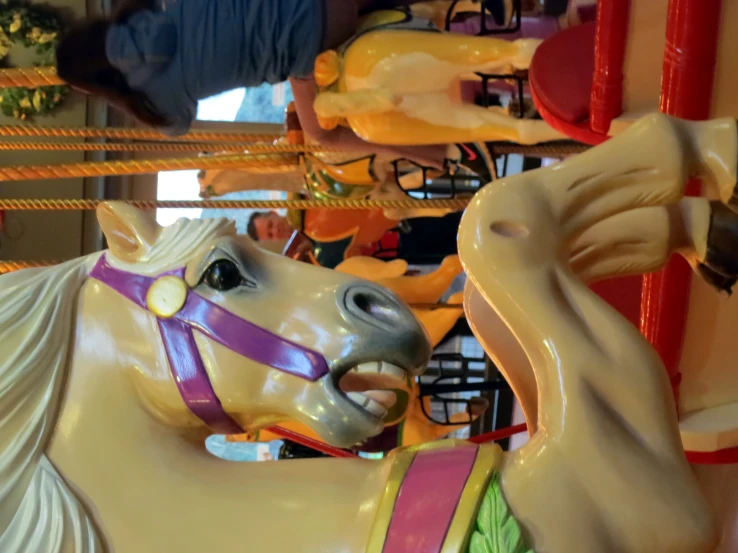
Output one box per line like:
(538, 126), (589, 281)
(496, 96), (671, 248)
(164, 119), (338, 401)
(0, 67), (63, 88)
(0, 140), (338, 154)
(0, 198), (470, 211)
(487, 141), (591, 156)
(0, 123), (281, 143)
(0, 260), (61, 273)
(0, 153), (302, 181)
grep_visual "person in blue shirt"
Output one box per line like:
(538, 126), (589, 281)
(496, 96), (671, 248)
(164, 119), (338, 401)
(55, 0), (426, 135)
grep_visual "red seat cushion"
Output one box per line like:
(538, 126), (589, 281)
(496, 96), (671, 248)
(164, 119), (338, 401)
(529, 22), (596, 125)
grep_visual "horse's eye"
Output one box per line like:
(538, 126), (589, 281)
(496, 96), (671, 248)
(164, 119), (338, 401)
(203, 259), (244, 292)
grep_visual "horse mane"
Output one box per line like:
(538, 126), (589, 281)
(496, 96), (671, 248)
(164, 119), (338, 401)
(0, 215), (235, 553)
(0, 257), (100, 553)
(111, 215), (237, 276)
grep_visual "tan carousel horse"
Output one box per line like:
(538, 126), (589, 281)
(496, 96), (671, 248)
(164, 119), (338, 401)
(333, 255), (468, 352)
(3, 113), (738, 553)
(227, 255), (479, 451)
(312, 9), (564, 146)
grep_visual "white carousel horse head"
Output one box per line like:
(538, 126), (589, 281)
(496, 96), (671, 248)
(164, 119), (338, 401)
(88, 203), (429, 444)
(0, 202), (430, 553)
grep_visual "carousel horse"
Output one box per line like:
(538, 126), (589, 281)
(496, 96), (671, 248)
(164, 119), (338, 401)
(198, 141), (452, 221)
(0, 202), (432, 553)
(460, 112), (738, 553)
(198, 101), (457, 266)
(229, 365), (489, 454)
(227, 255), (479, 452)
(334, 254), (466, 346)
(312, 8), (565, 146)
(197, 149), (409, 264)
(198, 107), (454, 222)
(3, 113), (737, 553)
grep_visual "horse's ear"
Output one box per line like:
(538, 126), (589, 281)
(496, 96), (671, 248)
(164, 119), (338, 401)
(97, 202), (160, 262)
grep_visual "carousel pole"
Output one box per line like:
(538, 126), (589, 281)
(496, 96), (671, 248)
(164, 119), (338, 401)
(0, 198), (470, 211)
(0, 123), (282, 143)
(0, 153), (303, 180)
(0, 141), (339, 154)
(0, 67), (63, 88)
(486, 141), (591, 156)
(0, 260), (61, 272)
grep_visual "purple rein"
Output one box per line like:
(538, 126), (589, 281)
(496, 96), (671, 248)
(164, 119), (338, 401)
(89, 255), (330, 435)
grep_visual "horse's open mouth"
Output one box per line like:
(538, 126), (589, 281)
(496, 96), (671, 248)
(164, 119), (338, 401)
(338, 361), (408, 419)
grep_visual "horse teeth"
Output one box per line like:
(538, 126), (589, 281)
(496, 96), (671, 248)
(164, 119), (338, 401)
(363, 398), (388, 418)
(354, 361), (406, 380)
(346, 392), (388, 419)
(347, 392), (369, 407)
(354, 361), (380, 374)
(382, 363), (406, 380)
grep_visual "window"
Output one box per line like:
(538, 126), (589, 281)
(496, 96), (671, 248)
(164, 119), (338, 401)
(196, 83), (294, 124)
(156, 83), (293, 230)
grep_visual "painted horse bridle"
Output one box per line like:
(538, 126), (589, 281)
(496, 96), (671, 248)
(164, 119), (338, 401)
(90, 255), (330, 435)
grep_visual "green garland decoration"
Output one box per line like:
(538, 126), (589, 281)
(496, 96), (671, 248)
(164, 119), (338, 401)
(469, 473), (534, 553)
(0, 1), (68, 120)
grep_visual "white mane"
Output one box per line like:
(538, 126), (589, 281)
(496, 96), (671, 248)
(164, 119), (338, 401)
(0, 215), (235, 553)
(112, 216), (237, 276)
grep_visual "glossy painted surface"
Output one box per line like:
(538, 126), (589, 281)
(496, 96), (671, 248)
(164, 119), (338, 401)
(92, 256), (332, 382)
(97, 205), (429, 448)
(9, 114), (738, 553)
(459, 113), (738, 553)
(227, 255), (473, 451)
(590, 0), (630, 133)
(383, 447), (477, 553)
(362, 441), (502, 553)
(314, 10), (563, 146)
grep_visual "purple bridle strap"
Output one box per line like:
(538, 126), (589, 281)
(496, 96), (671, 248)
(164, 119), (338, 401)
(89, 255), (330, 434)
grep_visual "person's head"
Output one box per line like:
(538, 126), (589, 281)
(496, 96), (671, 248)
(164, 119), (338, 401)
(247, 211), (294, 241)
(55, 0), (170, 128)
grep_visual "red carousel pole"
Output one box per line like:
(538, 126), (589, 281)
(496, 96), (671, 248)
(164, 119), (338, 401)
(641, 0), (722, 409)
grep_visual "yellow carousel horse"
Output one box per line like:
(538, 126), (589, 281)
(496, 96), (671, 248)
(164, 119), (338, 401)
(312, 8), (564, 145)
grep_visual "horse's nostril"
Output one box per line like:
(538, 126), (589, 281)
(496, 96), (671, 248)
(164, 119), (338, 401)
(353, 292), (373, 315)
(490, 220), (530, 239)
(354, 291), (395, 319)
(344, 285), (403, 332)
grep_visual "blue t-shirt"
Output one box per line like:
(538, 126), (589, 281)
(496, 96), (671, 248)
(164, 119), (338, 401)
(105, 0), (324, 135)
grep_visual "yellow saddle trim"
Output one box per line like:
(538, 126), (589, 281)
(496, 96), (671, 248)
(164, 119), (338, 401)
(365, 440), (502, 553)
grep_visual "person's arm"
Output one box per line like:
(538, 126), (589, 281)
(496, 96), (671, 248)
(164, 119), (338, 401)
(113, 0), (158, 22)
(156, 100), (195, 137)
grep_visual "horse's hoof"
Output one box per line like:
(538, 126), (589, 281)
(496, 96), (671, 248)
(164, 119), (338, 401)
(698, 201), (738, 294)
(726, 180), (738, 216)
(720, 131), (738, 213)
(697, 264), (736, 296)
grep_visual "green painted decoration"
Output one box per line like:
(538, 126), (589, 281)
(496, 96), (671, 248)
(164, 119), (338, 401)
(0, 1), (69, 120)
(469, 473), (534, 553)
